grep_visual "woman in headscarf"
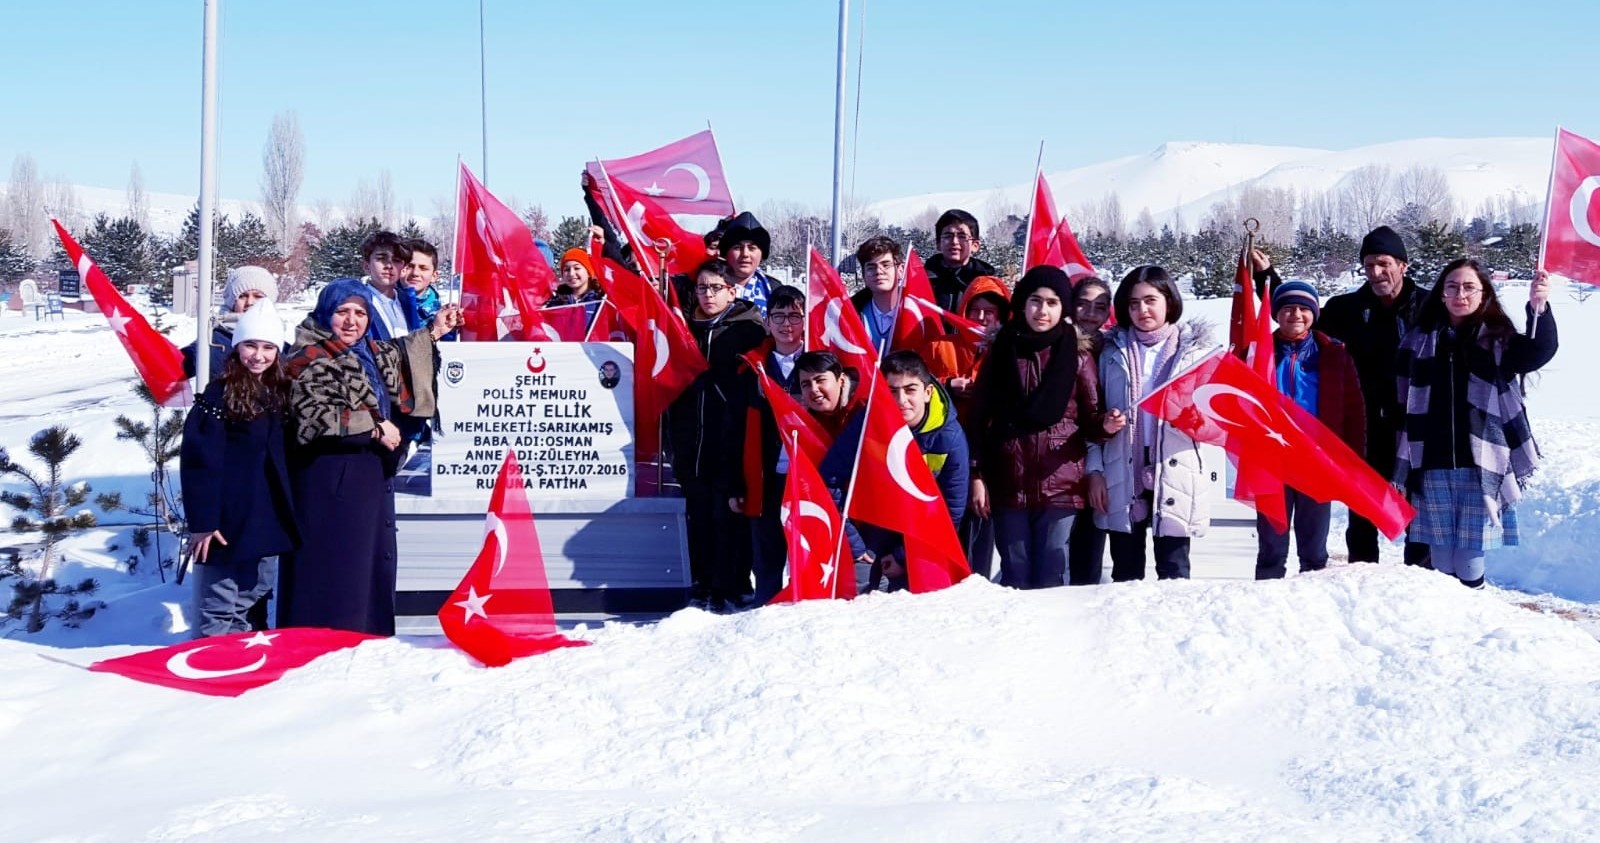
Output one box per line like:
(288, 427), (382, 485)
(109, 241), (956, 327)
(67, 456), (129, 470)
(967, 266), (1106, 590)
(279, 279), (461, 634)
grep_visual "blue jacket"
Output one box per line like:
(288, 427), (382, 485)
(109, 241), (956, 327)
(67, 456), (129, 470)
(179, 381), (300, 564)
(1273, 333), (1320, 417)
(361, 282), (425, 341)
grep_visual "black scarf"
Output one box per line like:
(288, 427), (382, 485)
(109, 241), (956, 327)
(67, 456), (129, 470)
(982, 319), (1078, 433)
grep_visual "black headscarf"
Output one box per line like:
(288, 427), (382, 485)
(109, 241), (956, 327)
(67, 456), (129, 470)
(981, 266), (1079, 433)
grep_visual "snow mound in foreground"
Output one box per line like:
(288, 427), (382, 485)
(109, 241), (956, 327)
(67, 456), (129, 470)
(4, 565), (1600, 841)
(1494, 420), (1600, 601)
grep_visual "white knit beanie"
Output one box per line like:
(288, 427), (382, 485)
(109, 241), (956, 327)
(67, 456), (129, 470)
(223, 265), (279, 311)
(231, 300), (284, 347)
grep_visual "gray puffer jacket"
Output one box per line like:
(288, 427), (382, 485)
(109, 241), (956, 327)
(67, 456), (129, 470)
(1087, 326), (1218, 537)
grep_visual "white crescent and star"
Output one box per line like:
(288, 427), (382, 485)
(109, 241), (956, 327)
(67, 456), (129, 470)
(822, 299), (869, 356)
(1192, 384), (1290, 446)
(106, 306), (132, 336)
(454, 585), (493, 623)
(1063, 262), (1093, 281)
(1569, 175), (1600, 249)
(165, 631), (277, 680)
(647, 319), (670, 378)
(475, 209), (504, 266)
(886, 427), (938, 502)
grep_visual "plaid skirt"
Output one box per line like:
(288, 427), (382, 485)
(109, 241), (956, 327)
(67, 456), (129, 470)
(1408, 468), (1519, 551)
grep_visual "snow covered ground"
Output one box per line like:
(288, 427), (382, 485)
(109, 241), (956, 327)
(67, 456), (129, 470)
(0, 285), (1597, 841)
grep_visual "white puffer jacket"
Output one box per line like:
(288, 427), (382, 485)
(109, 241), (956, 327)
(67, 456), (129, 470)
(1087, 326), (1219, 537)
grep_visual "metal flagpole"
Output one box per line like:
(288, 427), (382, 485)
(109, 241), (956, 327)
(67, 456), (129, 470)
(1022, 140), (1044, 273)
(195, 0), (219, 390)
(479, 0), (489, 184)
(1531, 126), (1562, 340)
(828, 0), (850, 266)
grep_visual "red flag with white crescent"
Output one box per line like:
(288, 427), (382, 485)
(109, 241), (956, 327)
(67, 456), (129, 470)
(843, 372), (969, 593)
(1234, 290), (1287, 530)
(1139, 349), (1414, 540)
(438, 451), (588, 667)
(584, 130), (736, 217)
(1025, 171), (1096, 281)
(52, 220), (189, 406)
(88, 628), (379, 697)
(454, 162), (557, 341)
(770, 438), (855, 603)
(806, 247), (878, 376)
(1542, 127), (1600, 283)
(594, 258), (708, 459)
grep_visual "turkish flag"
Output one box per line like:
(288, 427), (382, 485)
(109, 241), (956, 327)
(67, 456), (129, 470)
(1025, 171), (1096, 280)
(522, 301), (590, 343)
(88, 628), (379, 697)
(1542, 127), (1600, 283)
(844, 373), (969, 593)
(891, 247), (944, 351)
(439, 451), (589, 667)
(53, 220), (188, 406)
(1233, 291), (1287, 530)
(806, 248), (878, 375)
(455, 162), (557, 341)
(1227, 242), (1257, 360)
(590, 165), (712, 282)
(595, 258), (708, 458)
(585, 299), (634, 343)
(585, 129), (736, 217)
(1139, 349), (1415, 539)
(770, 439), (856, 603)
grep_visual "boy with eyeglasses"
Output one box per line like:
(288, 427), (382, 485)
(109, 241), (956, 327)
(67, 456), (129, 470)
(668, 258), (770, 611)
(924, 209), (1000, 313)
(847, 236), (906, 355)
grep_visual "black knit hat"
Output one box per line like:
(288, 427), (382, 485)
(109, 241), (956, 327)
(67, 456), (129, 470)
(1360, 225), (1408, 263)
(717, 211), (770, 257)
(1011, 266), (1074, 315)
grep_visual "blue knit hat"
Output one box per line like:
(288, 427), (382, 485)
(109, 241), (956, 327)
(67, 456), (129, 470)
(1271, 280), (1320, 320)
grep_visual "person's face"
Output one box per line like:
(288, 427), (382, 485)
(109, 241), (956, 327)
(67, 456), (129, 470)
(232, 288), (268, 313)
(1023, 287), (1064, 333)
(1441, 267), (1486, 324)
(766, 304), (804, 350)
(235, 339), (278, 374)
(1275, 304), (1315, 340)
(724, 241), (763, 280)
(694, 271), (736, 317)
(861, 252), (901, 294)
(407, 252), (438, 292)
(559, 260), (592, 293)
(1073, 286), (1110, 333)
(364, 247), (403, 293)
(1362, 254), (1407, 301)
(886, 372), (931, 426)
(937, 223), (979, 265)
(1127, 282), (1169, 332)
(332, 298), (370, 344)
(799, 369), (844, 413)
(965, 298), (1002, 333)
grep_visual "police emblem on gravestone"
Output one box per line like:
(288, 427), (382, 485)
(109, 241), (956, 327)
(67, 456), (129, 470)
(445, 359), (466, 385)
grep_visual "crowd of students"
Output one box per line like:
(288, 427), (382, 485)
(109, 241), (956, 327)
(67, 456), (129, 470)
(177, 206), (1559, 635)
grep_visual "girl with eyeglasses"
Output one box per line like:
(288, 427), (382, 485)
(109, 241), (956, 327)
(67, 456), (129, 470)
(1393, 260), (1556, 588)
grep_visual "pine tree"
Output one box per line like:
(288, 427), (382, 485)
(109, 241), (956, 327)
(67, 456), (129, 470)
(0, 427), (101, 632)
(95, 382), (185, 581)
(549, 216), (590, 259)
(310, 218), (382, 282)
(80, 213), (153, 287)
(0, 228), (34, 283)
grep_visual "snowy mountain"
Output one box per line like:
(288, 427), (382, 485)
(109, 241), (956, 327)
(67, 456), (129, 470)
(868, 137), (1553, 231)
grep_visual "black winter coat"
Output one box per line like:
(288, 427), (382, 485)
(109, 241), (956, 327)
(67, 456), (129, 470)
(668, 301), (769, 484)
(179, 381), (300, 564)
(923, 254), (1001, 314)
(1316, 277), (1427, 432)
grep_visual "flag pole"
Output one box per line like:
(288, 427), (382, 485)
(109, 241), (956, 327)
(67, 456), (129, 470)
(1022, 140), (1044, 274)
(478, 0), (489, 184)
(828, 0), (850, 267)
(1532, 126), (1562, 339)
(451, 156), (464, 309)
(834, 364), (876, 590)
(785, 429), (802, 602)
(194, 0), (220, 390)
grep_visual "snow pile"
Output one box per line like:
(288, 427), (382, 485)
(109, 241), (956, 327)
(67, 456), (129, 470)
(1493, 420), (1600, 601)
(2, 566), (1599, 840)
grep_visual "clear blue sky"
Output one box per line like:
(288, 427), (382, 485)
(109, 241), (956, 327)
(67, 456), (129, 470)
(3, 0), (1597, 223)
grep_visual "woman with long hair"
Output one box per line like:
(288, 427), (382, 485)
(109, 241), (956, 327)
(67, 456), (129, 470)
(280, 280), (462, 634)
(1087, 265), (1218, 582)
(179, 300), (298, 636)
(1394, 260), (1556, 587)
(967, 266), (1107, 589)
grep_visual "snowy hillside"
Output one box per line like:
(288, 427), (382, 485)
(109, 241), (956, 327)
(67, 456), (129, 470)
(0, 286), (1598, 840)
(869, 137), (1552, 231)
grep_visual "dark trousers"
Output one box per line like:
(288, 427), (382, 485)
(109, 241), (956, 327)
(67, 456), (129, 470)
(1349, 416), (1431, 568)
(960, 510), (996, 581)
(1068, 508), (1107, 585)
(1255, 488), (1331, 579)
(681, 477), (752, 601)
(1108, 494), (1190, 581)
(994, 508), (1075, 590)
(750, 471), (788, 605)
